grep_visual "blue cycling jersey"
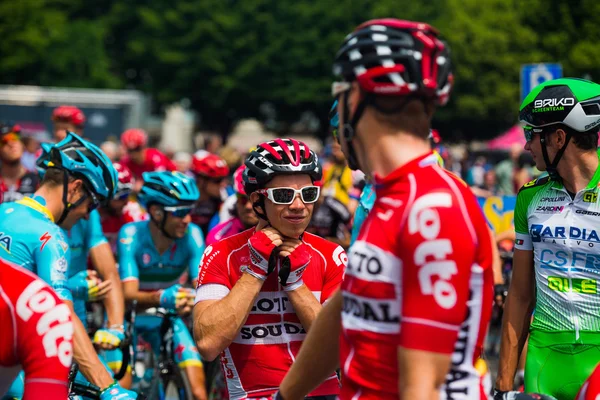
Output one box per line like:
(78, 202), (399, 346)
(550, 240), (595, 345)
(0, 196), (72, 301)
(64, 209), (108, 324)
(118, 221), (205, 289)
(350, 182), (376, 246)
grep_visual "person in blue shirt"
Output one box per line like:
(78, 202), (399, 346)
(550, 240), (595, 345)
(115, 171), (207, 400)
(0, 132), (136, 400)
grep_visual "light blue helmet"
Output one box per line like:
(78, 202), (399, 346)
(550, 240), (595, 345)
(139, 171), (199, 207)
(36, 142), (53, 178)
(43, 132), (118, 202)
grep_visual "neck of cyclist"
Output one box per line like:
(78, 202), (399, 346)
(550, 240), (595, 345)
(149, 217), (175, 253)
(34, 182), (77, 222)
(554, 144), (599, 194)
(351, 100), (433, 178)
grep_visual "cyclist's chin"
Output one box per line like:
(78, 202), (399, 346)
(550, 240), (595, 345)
(277, 219), (309, 239)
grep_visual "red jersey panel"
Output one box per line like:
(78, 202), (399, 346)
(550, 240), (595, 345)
(0, 259), (73, 399)
(577, 363), (600, 400)
(196, 228), (346, 399)
(121, 148), (176, 180)
(340, 153), (494, 400)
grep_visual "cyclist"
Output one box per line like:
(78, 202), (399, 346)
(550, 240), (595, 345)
(99, 162), (147, 255)
(193, 138), (345, 399)
(206, 165), (258, 246)
(0, 258), (73, 400)
(0, 132), (136, 399)
(0, 123), (39, 204)
(117, 171), (207, 400)
(577, 363), (600, 400)
(120, 128), (176, 185)
(36, 145), (126, 353)
(495, 78), (600, 399)
(276, 19), (494, 400)
(51, 105), (85, 142)
(190, 152), (230, 236)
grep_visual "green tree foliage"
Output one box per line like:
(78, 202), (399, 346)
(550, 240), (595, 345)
(2, 0), (600, 140)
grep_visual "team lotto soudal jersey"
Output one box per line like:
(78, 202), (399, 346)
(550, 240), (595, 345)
(195, 228), (346, 399)
(340, 153), (494, 400)
(0, 259), (73, 399)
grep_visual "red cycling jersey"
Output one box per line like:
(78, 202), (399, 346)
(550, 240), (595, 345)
(195, 228), (346, 399)
(340, 153), (494, 400)
(101, 200), (148, 254)
(0, 259), (73, 399)
(577, 363), (600, 400)
(121, 148), (176, 180)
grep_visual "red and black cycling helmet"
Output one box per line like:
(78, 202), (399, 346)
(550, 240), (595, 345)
(243, 138), (322, 195)
(332, 19), (453, 170)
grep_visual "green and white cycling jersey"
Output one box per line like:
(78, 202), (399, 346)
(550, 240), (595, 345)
(514, 165), (600, 340)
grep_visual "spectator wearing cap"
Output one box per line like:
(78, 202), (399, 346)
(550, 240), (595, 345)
(51, 105), (86, 142)
(0, 123), (40, 203)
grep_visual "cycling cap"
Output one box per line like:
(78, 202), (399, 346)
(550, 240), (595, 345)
(191, 153), (230, 179)
(520, 78), (600, 132)
(243, 138), (322, 194)
(46, 132), (117, 201)
(139, 171), (199, 207)
(121, 128), (148, 150)
(52, 105), (86, 127)
(333, 18), (453, 105)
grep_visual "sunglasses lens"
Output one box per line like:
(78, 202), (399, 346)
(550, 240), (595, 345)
(271, 188), (295, 204)
(171, 208), (193, 218)
(301, 187), (319, 203)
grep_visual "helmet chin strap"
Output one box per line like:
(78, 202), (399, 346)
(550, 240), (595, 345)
(540, 130), (572, 181)
(149, 206), (178, 240)
(340, 91), (366, 171)
(56, 169), (87, 226)
(252, 196), (268, 222)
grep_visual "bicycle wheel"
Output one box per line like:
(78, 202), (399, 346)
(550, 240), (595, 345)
(160, 363), (193, 400)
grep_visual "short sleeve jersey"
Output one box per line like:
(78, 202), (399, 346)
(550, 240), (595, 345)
(118, 221), (205, 289)
(0, 260), (73, 399)
(514, 165), (600, 338)
(195, 228), (346, 399)
(121, 148), (177, 181)
(340, 153), (494, 400)
(0, 197), (72, 302)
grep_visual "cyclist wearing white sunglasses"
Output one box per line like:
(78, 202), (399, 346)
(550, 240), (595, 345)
(193, 138), (346, 400)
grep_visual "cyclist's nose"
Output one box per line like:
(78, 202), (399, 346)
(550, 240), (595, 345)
(289, 194), (305, 210)
(182, 213), (192, 223)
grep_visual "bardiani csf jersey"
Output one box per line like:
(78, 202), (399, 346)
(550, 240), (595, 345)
(514, 170), (600, 339)
(0, 259), (73, 399)
(195, 228), (346, 400)
(118, 220), (205, 289)
(0, 196), (72, 302)
(340, 153), (494, 400)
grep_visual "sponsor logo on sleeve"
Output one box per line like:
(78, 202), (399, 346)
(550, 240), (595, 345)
(0, 232), (12, 253)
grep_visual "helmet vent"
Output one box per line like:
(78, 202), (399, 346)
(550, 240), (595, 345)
(583, 103), (600, 116)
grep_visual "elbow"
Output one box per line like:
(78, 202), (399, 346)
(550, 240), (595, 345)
(195, 337), (221, 362)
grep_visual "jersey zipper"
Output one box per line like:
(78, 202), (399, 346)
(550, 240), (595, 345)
(563, 195), (580, 340)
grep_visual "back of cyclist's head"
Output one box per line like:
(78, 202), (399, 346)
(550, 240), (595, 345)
(332, 19), (453, 168)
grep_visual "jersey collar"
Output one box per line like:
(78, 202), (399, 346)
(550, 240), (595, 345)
(16, 195), (55, 223)
(373, 152), (437, 193)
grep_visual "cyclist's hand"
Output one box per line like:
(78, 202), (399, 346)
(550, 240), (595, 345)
(89, 275), (112, 302)
(67, 270), (91, 300)
(175, 288), (195, 316)
(160, 284), (193, 310)
(245, 228), (283, 280)
(93, 327), (125, 350)
(278, 240), (311, 291)
(100, 381), (138, 399)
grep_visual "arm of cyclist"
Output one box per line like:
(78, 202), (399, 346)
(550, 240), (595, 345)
(495, 248), (535, 391)
(490, 227), (505, 285)
(277, 290), (342, 400)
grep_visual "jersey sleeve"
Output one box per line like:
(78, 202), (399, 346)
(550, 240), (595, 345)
(514, 186), (535, 251)
(117, 223), (139, 282)
(195, 241), (233, 304)
(33, 229), (73, 302)
(85, 209), (108, 250)
(187, 224), (205, 283)
(321, 244), (347, 302)
(397, 193), (477, 354)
